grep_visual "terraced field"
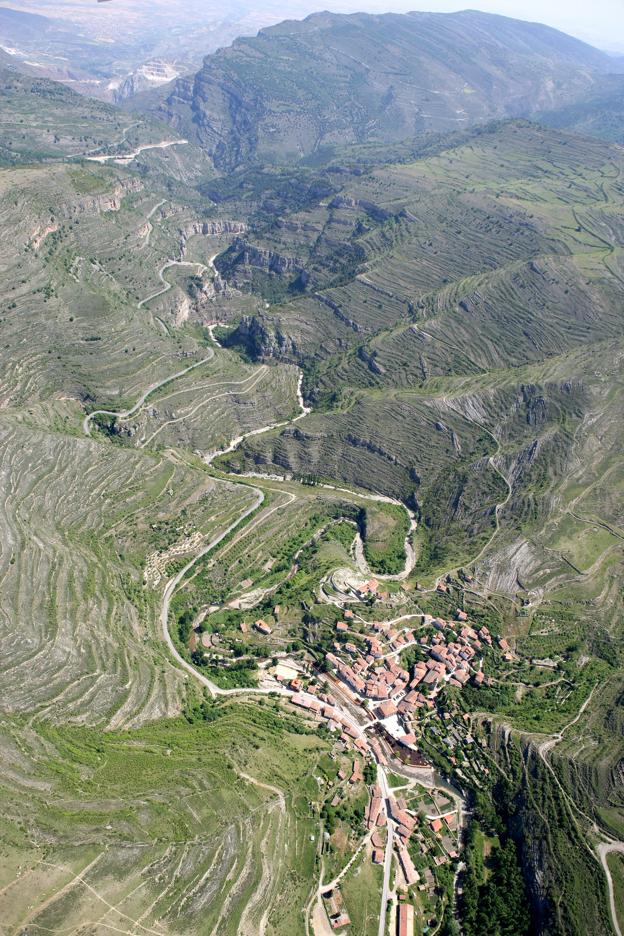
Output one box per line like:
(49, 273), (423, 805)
(0, 417), (259, 726)
(1, 58), (624, 936)
(0, 160), (260, 412)
(128, 356), (300, 455)
(218, 123), (624, 584)
(223, 124), (624, 378)
(0, 131), (420, 934)
(0, 702), (327, 935)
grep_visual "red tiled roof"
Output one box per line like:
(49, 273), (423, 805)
(377, 700), (398, 718)
(397, 847), (419, 886)
(398, 903), (415, 936)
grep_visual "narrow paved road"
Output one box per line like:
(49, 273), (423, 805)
(82, 354), (214, 436)
(142, 199), (167, 246)
(532, 685), (624, 936)
(84, 138), (189, 164)
(378, 764), (394, 936)
(159, 488), (303, 699)
(139, 367), (269, 449)
(66, 121), (141, 158)
(597, 841), (624, 936)
(138, 259), (207, 309)
(158, 483), (292, 698)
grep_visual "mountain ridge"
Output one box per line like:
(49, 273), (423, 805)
(148, 8), (621, 170)
(0, 9), (623, 936)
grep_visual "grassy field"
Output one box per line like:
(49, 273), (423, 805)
(0, 701), (328, 935)
(361, 501), (411, 575)
(339, 849), (384, 936)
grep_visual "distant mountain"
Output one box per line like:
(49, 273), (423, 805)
(539, 74), (624, 144)
(109, 61), (183, 105)
(150, 9), (618, 170)
(0, 5), (135, 92)
(0, 5), (173, 98)
(0, 6), (72, 44)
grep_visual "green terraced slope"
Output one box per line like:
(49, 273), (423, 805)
(0, 17), (623, 936)
(0, 703), (328, 935)
(216, 123), (624, 574)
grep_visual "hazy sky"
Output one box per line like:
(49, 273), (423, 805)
(328, 0), (624, 51)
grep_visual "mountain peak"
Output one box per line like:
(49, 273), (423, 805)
(153, 8), (612, 171)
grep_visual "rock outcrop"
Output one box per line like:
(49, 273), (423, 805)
(226, 238), (305, 277)
(222, 314), (300, 362)
(111, 61), (181, 104)
(30, 178), (142, 249)
(179, 219), (246, 242)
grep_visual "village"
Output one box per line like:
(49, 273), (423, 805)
(175, 551), (521, 934)
(276, 576), (510, 934)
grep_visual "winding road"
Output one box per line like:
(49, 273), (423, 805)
(80, 304), (455, 934)
(598, 842), (624, 936)
(83, 138), (189, 165)
(137, 259), (207, 309)
(80, 228), (619, 936)
(158, 487), (303, 700)
(82, 353), (214, 436)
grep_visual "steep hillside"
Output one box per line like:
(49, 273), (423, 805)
(0, 68), (214, 190)
(539, 74), (624, 143)
(205, 123), (624, 934)
(1, 15), (623, 936)
(154, 10), (616, 169)
(0, 68), (178, 163)
(215, 122), (624, 582)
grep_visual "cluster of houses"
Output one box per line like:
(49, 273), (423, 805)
(352, 577), (387, 600)
(392, 792), (457, 885)
(286, 601), (512, 934)
(290, 689), (369, 755)
(364, 784), (388, 868)
(325, 610), (495, 753)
